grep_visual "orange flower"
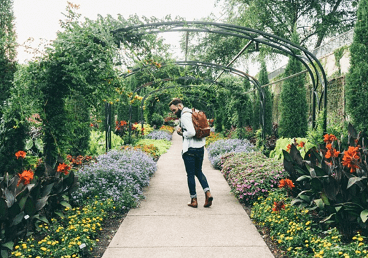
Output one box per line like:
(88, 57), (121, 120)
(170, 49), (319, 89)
(15, 150), (27, 159)
(324, 134), (337, 144)
(57, 163), (71, 175)
(298, 141), (305, 148)
(325, 148), (340, 159)
(272, 201), (285, 212)
(342, 146), (360, 173)
(17, 170), (34, 186)
(286, 144), (292, 152)
(278, 179), (295, 189)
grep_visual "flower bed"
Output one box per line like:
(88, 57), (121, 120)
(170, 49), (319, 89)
(221, 151), (288, 204)
(251, 190), (368, 257)
(146, 130), (172, 141)
(12, 199), (116, 257)
(72, 149), (157, 211)
(207, 138), (254, 169)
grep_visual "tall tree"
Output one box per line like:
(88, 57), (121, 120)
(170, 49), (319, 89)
(278, 29), (308, 138)
(221, 0), (358, 48)
(256, 60), (273, 135)
(345, 0), (368, 134)
(0, 0), (17, 117)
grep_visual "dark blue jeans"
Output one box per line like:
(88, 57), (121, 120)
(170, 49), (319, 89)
(182, 147), (210, 198)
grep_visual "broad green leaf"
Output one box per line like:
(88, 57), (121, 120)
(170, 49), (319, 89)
(42, 183), (54, 197)
(320, 213), (335, 223)
(314, 199), (324, 209)
(60, 201), (72, 209)
(360, 210), (368, 223)
(35, 196), (48, 211)
(320, 193), (330, 205)
(4, 189), (15, 208)
(54, 211), (64, 219)
(37, 216), (49, 225)
(24, 197), (36, 216)
(1, 249), (8, 258)
(18, 196), (28, 210)
(297, 175), (311, 181)
(0, 199), (8, 219)
(34, 138), (44, 152)
(10, 211), (24, 226)
(1, 241), (14, 250)
(347, 177), (364, 189)
(25, 139), (33, 150)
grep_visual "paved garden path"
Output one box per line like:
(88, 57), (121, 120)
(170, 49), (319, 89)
(102, 133), (274, 258)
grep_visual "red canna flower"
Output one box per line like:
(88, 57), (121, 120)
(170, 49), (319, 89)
(17, 170), (34, 186)
(278, 179), (295, 190)
(57, 163), (71, 175)
(272, 201), (285, 212)
(298, 141), (305, 148)
(323, 134), (337, 144)
(342, 146), (360, 173)
(15, 150), (27, 159)
(286, 144), (292, 152)
(325, 148), (340, 159)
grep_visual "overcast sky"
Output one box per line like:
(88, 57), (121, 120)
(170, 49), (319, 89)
(13, 0), (223, 63)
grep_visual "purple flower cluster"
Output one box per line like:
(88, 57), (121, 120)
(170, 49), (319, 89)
(146, 130), (172, 141)
(221, 151), (288, 204)
(207, 139), (254, 169)
(72, 149), (157, 211)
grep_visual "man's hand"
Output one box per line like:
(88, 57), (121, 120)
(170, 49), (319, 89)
(177, 127), (183, 136)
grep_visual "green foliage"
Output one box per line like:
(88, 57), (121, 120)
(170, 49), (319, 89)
(134, 139), (171, 157)
(251, 190), (368, 257)
(269, 137), (313, 160)
(345, 0), (368, 134)
(221, 0), (358, 49)
(221, 151), (287, 204)
(283, 124), (368, 239)
(88, 130), (124, 156)
(278, 30), (308, 138)
(11, 199), (117, 258)
(0, 0), (17, 119)
(150, 113), (164, 128)
(0, 156), (78, 257)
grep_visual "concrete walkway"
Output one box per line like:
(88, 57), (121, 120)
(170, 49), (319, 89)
(102, 133), (274, 258)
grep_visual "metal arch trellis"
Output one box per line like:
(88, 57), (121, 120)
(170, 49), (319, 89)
(112, 21), (328, 131)
(142, 91), (216, 129)
(125, 74), (265, 143)
(126, 76), (235, 143)
(121, 61), (266, 143)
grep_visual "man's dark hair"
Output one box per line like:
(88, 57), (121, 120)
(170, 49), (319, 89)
(168, 98), (182, 106)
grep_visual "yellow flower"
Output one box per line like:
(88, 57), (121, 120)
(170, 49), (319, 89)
(41, 247), (47, 251)
(14, 252), (22, 257)
(358, 237), (364, 241)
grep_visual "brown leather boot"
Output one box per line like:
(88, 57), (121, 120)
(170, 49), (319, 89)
(204, 191), (213, 208)
(188, 198), (198, 208)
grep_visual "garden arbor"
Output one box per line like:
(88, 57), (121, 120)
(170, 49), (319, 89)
(120, 61), (264, 143)
(112, 21), (328, 131)
(108, 21), (329, 148)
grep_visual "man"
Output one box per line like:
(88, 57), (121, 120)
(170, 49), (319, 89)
(168, 98), (213, 208)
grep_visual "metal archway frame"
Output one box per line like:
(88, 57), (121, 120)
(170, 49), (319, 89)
(142, 91), (215, 130)
(127, 75), (264, 142)
(112, 21), (327, 130)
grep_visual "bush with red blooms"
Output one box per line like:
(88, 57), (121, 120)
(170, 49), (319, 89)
(283, 123), (368, 239)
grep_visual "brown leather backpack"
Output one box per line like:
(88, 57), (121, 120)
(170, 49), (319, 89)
(190, 108), (211, 139)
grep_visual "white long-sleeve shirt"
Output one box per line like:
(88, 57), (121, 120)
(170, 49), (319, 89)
(180, 107), (205, 154)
